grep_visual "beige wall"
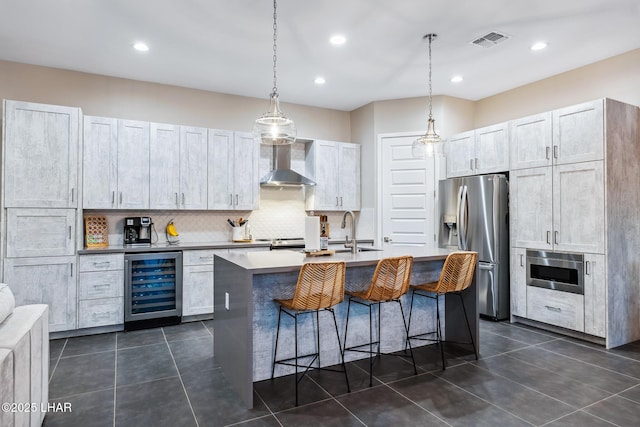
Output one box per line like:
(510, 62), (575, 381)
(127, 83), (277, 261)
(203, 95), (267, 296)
(0, 60), (351, 140)
(475, 49), (640, 127)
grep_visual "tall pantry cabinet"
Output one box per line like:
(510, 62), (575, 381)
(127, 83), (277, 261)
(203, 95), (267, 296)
(1, 100), (80, 332)
(509, 99), (640, 348)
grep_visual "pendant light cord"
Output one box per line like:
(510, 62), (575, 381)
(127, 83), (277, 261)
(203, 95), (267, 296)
(271, 0), (279, 97)
(427, 34), (434, 120)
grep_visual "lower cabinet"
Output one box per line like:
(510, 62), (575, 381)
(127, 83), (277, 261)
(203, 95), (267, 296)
(77, 254), (124, 329)
(526, 286), (585, 332)
(510, 248), (527, 318)
(583, 253), (606, 338)
(3, 256), (77, 332)
(182, 249), (226, 316)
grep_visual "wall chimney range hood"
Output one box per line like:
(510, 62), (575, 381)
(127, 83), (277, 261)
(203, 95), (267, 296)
(260, 143), (316, 187)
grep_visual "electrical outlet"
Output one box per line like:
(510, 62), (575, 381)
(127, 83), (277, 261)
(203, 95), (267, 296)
(225, 292), (230, 310)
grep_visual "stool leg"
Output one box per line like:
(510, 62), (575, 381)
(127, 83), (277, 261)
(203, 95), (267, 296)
(330, 308), (350, 393)
(316, 310), (321, 368)
(377, 302), (382, 357)
(272, 306), (283, 379)
(459, 292), (478, 360)
(398, 299), (417, 375)
(405, 290), (416, 351)
(368, 302), (373, 387)
(344, 297), (352, 353)
(294, 312), (299, 406)
(436, 295), (445, 370)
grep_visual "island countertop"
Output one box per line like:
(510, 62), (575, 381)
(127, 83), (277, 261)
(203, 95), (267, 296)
(214, 246), (453, 273)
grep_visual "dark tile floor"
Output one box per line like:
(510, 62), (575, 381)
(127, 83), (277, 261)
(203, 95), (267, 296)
(43, 319), (640, 427)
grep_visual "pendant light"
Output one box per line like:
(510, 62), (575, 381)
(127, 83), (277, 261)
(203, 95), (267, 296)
(254, 0), (296, 146)
(412, 33), (442, 158)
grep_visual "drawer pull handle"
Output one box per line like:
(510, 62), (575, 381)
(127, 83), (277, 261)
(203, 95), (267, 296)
(93, 261), (111, 267)
(544, 305), (562, 313)
(199, 256), (213, 261)
(92, 312), (112, 319)
(94, 283), (111, 289)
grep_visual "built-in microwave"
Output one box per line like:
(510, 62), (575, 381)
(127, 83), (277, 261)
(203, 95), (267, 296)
(526, 250), (584, 295)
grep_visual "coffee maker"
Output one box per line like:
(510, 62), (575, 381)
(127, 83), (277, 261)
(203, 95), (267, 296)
(124, 217), (152, 245)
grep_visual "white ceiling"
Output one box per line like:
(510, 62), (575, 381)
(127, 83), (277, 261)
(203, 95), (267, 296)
(1, 0), (639, 111)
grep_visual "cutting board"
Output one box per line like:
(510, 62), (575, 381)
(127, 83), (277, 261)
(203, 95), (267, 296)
(305, 249), (335, 257)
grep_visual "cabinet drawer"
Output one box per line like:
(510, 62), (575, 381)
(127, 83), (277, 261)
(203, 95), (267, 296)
(182, 249), (227, 266)
(79, 254), (124, 272)
(78, 297), (123, 328)
(526, 286), (584, 332)
(79, 270), (124, 299)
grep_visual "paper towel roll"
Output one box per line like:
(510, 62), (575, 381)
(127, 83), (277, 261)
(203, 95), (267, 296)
(305, 216), (320, 251)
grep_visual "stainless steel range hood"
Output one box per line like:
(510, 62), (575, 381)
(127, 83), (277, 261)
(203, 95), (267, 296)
(260, 144), (316, 187)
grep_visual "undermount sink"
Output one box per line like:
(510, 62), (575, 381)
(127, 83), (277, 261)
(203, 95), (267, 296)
(332, 246), (383, 253)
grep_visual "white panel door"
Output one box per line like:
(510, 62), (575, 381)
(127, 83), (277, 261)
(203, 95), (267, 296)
(149, 123), (180, 209)
(381, 135), (436, 247)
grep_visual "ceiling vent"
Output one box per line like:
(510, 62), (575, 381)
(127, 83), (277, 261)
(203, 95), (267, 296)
(471, 31), (510, 48)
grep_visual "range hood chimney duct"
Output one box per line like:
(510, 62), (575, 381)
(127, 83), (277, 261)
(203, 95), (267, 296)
(260, 144), (316, 187)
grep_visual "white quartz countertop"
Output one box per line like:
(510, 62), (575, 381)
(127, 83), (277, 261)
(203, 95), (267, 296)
(215, 246), (452, 274)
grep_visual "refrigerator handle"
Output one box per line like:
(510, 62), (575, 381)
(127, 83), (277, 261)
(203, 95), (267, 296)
(460, 185), (469, 250)
(456, 184), (464, 249)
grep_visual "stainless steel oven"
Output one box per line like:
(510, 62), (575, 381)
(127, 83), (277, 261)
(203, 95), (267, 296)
(526, 250), (584, 294)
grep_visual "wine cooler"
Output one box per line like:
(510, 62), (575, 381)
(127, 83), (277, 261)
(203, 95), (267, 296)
(124, 252), (183, 330)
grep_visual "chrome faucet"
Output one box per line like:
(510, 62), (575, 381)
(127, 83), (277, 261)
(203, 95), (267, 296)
(341, 211), (358, 254)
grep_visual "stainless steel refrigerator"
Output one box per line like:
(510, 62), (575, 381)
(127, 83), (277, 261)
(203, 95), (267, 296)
(438, 174), (509, 320)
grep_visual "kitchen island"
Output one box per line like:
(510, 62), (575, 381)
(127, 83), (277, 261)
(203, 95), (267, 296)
(214, 246), (477, 407)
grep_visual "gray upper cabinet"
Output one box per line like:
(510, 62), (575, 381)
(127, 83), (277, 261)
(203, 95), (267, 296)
(117, 120), (150, 210)
(179, 126), (209, 210)
(446, 123), (509, 178)
(149, 124), (208, 210)
(149, 123), (180, 210)
(510, 112), (553, 170)
(208, 130), (259, 210)
(83, 116), (118, 209)
(552, 100), (604, 165)
(3, 100), (79, 208)
(306, 140), (361, 211)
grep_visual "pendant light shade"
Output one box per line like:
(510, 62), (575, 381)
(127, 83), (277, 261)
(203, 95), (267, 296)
(254, 0), (296, 146)
(412, 33), (442, 158)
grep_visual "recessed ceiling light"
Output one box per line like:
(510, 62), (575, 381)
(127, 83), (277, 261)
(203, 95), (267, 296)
(450, 75), (463, 83)
(314, 77), (326, 85)
(133, 42), (149, 52)
(531, 41), (547, 51)
(329, 35), (346, 46)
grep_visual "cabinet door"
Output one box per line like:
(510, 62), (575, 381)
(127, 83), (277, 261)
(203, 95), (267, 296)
(552, 100), (604, 164)
(83, 116), (118, 208)
(445, 130), (475, 177)
(510, 247), (527, 318)
(117, 120), (150, 209)
(3, 100), (79, 208)
(182, 265), (214, 316)
(475, 123), (509, 174)
(510, 113), (552, 170)
(338, 142), (361, 210)
(208, 129), (233, 209)
(149, 123), (180, 209)
(6, 208), (76, 257)
(310, 141), (340, 210)
(4, 256), (77, 332)
(553, 161), (605, 253)
(510, 167), (553, 250)
(180, 126), (209, 210)
(232, 132), (260, 210)
(583, 253), (606, 338)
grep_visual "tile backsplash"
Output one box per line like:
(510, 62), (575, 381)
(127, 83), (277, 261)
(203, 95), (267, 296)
(85, 188), (373, 246)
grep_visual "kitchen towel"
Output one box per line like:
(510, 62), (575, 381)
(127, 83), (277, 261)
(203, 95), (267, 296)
(304, 216), (320, 251)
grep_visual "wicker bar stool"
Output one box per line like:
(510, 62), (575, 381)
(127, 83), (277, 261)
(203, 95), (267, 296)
(407, 251), (478, 370)
(271, 261), (350, 406)
(343, 256), (416, 387)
